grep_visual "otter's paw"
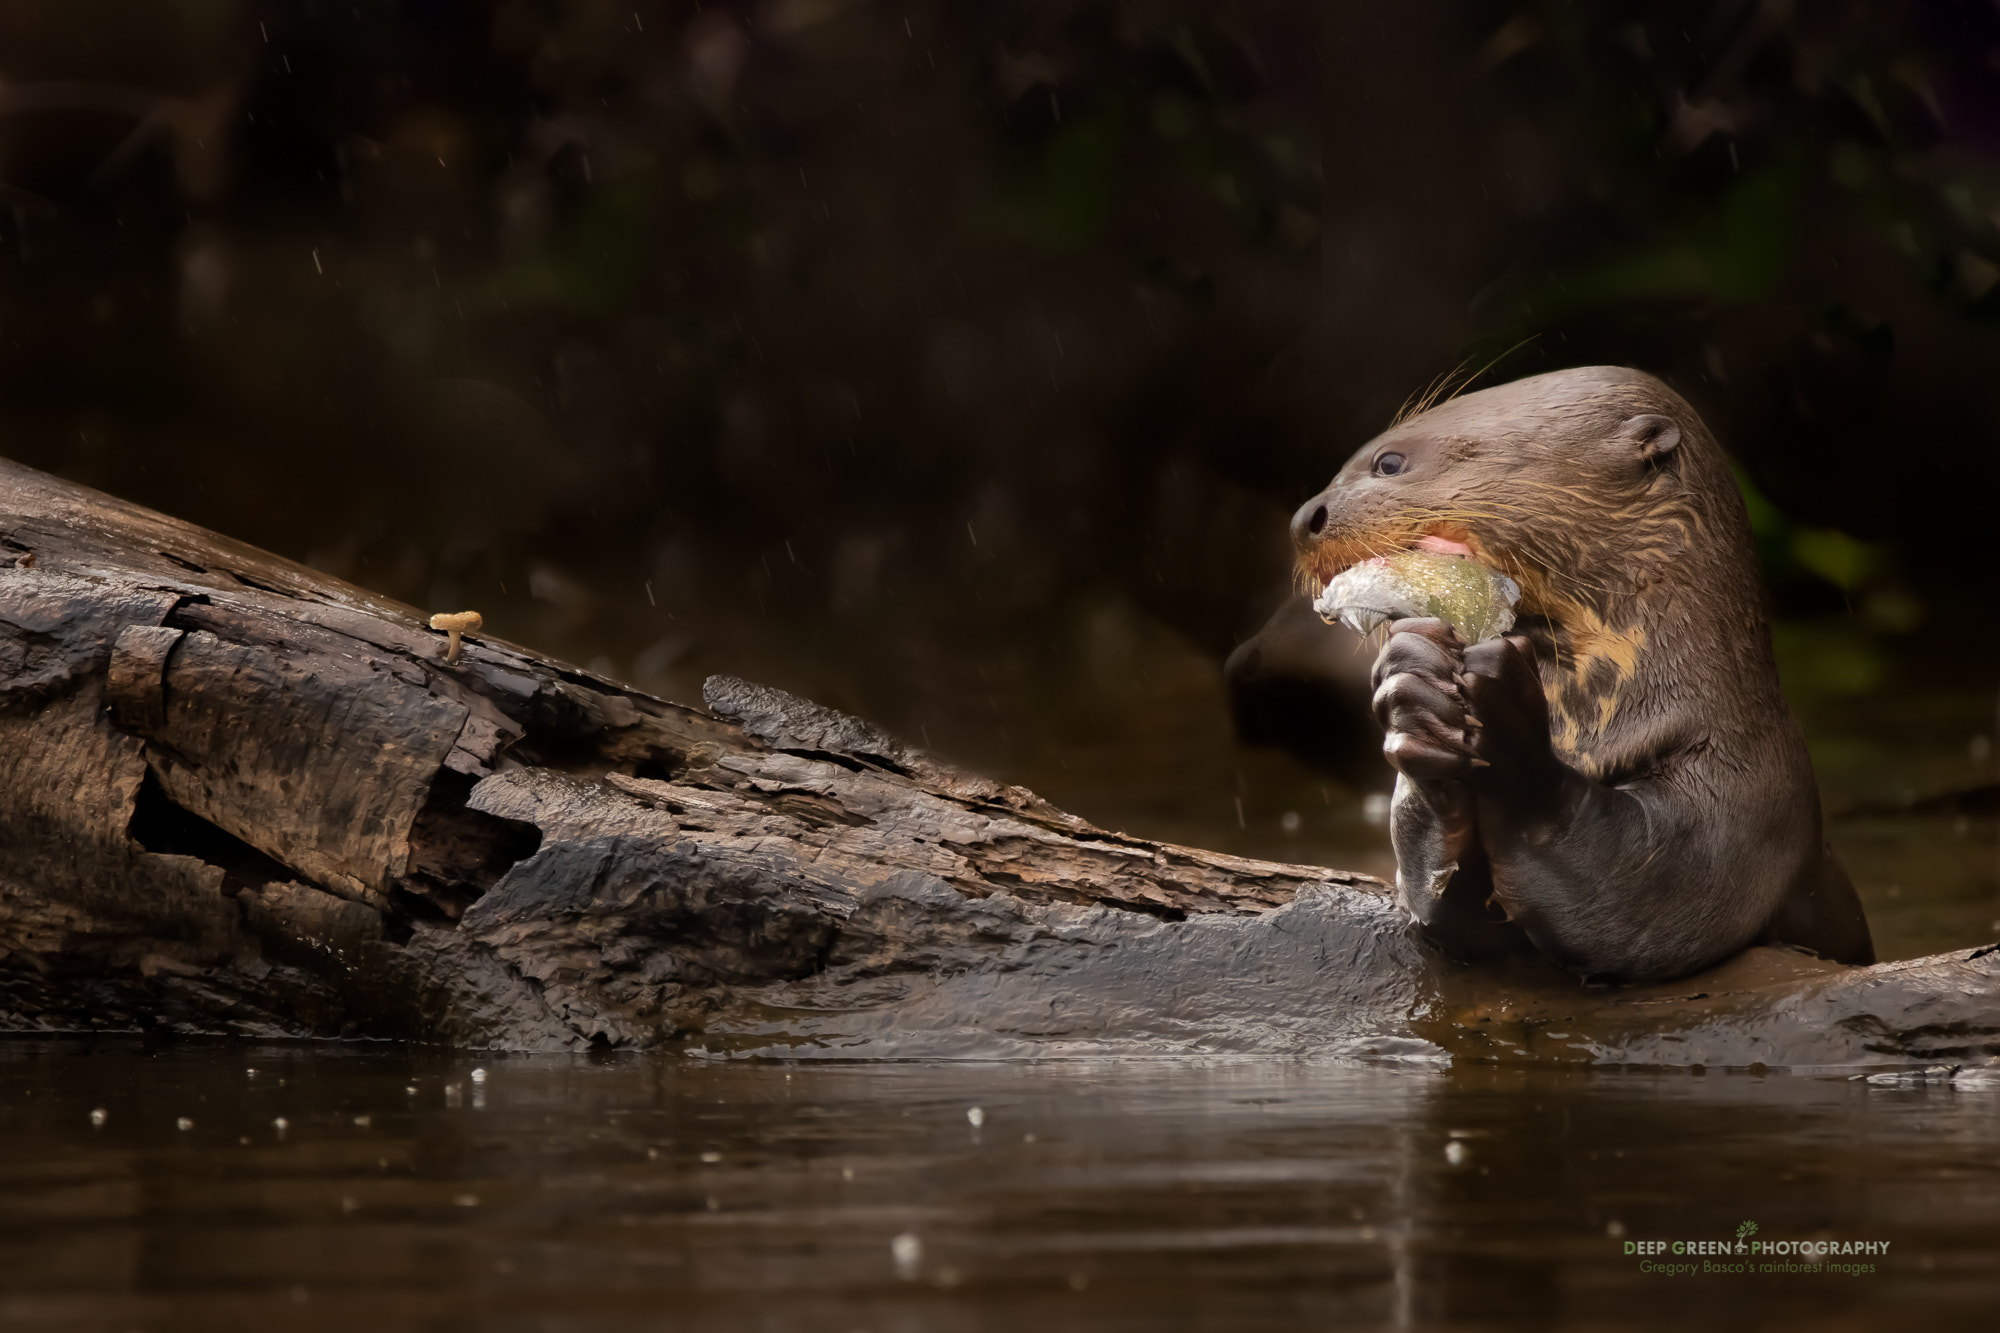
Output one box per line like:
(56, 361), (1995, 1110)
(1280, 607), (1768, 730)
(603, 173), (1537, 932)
(1459, 634), (1557, 774)
(1370, 618), (1481, 781)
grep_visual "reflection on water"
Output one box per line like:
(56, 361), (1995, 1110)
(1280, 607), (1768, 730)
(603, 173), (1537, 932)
(3, 1040), (1997, 1330)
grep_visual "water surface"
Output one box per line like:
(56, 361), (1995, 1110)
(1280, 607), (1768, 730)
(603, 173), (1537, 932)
(3, 1040), (1996, 1330)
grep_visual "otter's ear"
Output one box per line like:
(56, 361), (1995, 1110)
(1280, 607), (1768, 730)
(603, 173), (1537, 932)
(1617, 413), (1681, 464)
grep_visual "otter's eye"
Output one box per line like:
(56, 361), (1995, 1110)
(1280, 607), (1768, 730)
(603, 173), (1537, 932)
(1374, 452), (1407, 477)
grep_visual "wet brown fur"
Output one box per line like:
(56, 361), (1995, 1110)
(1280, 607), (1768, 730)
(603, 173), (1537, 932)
(1296, 366), (1761, 783)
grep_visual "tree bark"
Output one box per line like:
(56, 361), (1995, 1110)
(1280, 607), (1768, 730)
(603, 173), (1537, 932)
(1, 456), (1995, 1068)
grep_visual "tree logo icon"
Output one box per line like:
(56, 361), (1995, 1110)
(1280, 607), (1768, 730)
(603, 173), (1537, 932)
(1737, 1220), (1759, 1242)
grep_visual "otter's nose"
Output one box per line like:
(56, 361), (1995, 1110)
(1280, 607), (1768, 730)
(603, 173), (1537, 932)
(1289, 494), (1332, 551)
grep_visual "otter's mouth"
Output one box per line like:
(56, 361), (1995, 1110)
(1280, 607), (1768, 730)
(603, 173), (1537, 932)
(1297, 526), (1484, 592)
(1412, 534), (1475, 558)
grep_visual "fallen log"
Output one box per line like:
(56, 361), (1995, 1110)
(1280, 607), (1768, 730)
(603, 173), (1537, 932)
(1, 456), (1995, 1067)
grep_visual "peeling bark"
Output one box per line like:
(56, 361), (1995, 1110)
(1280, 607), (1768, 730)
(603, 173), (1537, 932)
(0, 457), (1995, 1065)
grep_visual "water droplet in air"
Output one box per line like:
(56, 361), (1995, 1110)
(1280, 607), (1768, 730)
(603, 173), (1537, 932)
(890, 1231), (922, 1279)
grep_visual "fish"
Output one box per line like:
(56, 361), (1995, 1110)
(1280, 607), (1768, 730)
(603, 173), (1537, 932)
(1312, 549), (1520, 644)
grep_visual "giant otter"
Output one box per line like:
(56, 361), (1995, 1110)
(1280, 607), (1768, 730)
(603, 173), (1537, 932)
(1290, 366), (1874, 983)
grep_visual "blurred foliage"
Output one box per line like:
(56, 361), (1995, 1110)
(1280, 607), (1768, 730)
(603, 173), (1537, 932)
(0, 0), (1324, 827)
(1428, 0), (2000, 585)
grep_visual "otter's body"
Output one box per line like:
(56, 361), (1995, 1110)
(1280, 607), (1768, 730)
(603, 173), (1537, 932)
(1292, 366), (1872, 983)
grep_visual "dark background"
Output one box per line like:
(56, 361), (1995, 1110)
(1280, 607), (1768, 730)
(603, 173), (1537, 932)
(3, 0), (1995, 866)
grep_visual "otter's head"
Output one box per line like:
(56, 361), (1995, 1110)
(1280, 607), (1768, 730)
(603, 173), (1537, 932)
(1291, 366), (1731, 628)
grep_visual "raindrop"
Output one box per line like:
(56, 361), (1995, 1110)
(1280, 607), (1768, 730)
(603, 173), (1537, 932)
(890, 1231), (922, 1279)
(470, 1068), (488, 1084)
(966, 1106), (985, 1128)
(1444, 1141), (1469, 1166)
(700, 1150), (723, 1163)
(273, 1117), (289, 1136)
(88, 1108), (107, 1127)
(176, 1117), (194, 1131)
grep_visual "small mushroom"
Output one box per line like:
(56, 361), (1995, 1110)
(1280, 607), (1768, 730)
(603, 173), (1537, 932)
(428, 610), (482, 664)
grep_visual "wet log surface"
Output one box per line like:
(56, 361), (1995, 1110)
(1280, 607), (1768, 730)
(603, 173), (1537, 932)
(1, 456), (1996, 1068)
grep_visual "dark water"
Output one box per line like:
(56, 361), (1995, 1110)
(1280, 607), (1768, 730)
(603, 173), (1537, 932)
(3, 1041), (1998, 1332)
